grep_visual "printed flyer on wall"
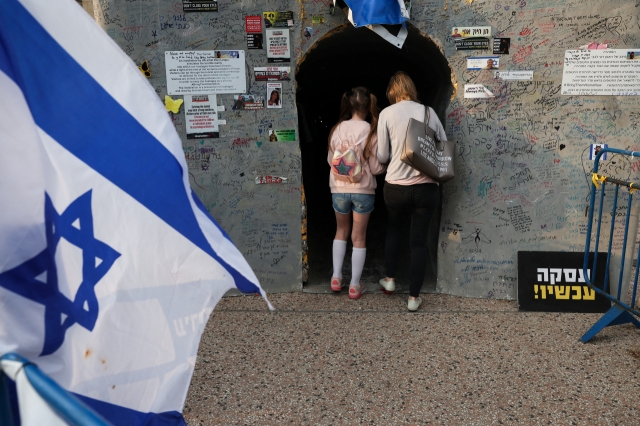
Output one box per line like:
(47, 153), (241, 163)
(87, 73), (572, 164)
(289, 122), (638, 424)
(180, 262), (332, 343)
(263, 11), (294, 27)
(254, 67), (291, 81)
(266, 29), (290, 63)
(165, 50), (246, 94)
(184, 94), (219, 139)
(266, 82), (282, 109)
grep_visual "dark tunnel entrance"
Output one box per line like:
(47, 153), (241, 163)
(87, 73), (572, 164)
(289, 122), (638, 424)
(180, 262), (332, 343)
(296, 24), (453, 292)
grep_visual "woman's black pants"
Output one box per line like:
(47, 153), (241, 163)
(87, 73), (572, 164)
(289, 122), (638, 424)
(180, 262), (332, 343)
(383, 182), (440, 297)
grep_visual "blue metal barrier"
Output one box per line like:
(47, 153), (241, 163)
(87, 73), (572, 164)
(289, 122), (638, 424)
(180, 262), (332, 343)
(582, 147), (640, 342)
(0, 353), (112, 426)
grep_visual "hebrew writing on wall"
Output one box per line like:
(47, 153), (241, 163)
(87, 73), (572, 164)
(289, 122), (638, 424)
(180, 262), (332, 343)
(92, 0), (640, 298)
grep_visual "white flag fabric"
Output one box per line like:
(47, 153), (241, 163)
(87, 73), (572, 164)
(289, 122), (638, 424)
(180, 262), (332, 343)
(0, 0), (272, 424)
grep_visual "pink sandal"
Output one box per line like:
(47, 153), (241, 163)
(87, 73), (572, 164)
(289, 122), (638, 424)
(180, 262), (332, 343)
(349, 282), (366, 299)
(330, 277), (344, 292)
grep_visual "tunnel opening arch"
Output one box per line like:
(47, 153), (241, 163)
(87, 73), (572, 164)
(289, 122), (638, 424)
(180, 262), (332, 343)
(295, 23), (454, 290)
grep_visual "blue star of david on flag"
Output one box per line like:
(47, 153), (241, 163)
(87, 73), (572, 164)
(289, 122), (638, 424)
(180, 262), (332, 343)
(333, 157), (355, 176)
(0, 190), (120, 356)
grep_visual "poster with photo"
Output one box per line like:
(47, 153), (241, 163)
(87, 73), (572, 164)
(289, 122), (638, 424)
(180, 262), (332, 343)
(184, 94), (218, 139)
(590, 144), (608, 160)
(232, 95), (264, 110)
(266, 29), (290, 63)
(268, 129), (296, 142)
(493, 37), (510, 54)
(263, 11), (294, 28)
(254, 67), (290, 81)
(247, 34), (263, 49)
(467, 56), (500, 70)
(266, 82), (282, 108)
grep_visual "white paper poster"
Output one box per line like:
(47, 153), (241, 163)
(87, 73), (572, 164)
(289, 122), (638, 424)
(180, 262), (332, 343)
(165, 50), (246, 95)
(266, 29), (290, 63)
(562, 49), (640, 96)
(267, 82), (282, 108)
(184, 94), (219, 139)
(464, 84), (495, 98)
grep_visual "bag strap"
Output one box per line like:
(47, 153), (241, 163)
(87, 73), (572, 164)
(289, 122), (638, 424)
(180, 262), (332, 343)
(424, 105), (430, 134)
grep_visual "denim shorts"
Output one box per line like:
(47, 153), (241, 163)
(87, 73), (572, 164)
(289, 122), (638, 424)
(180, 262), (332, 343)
(331, 193), (376, 215)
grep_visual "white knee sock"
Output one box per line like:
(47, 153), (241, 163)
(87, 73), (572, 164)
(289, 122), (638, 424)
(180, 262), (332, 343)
(332, 240), (347, 278)
(351, 247), (367, 285)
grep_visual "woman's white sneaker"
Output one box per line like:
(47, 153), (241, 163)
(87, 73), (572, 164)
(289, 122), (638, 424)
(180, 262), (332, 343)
(407, 297), (422, 312)
(379, 278), (395, 292)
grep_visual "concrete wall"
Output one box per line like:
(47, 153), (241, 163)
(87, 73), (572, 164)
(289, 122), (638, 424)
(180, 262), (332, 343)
(93, 0), (640, 298)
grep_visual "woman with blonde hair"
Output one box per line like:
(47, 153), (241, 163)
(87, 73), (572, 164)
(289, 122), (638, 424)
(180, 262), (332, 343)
(328, 87), (385, 299)
(377, 71), (447, 311)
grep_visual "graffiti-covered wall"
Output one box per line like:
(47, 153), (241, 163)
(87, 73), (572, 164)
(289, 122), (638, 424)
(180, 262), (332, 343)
(92, 0), (640, 298)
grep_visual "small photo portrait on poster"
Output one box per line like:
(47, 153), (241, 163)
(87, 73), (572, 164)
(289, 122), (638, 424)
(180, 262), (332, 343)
(267, 82), (282, 108)
(268, 129), (278, 142)
(627, 51), (639, 60)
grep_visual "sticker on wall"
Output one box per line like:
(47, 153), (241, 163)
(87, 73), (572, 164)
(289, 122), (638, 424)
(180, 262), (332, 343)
(232, 95), (264, 110)
(266, 29), (290, 63)
(452, 27), (491, 50)
(183, 0), (217, 12)
(312, 15), (325, 24)
(590, 144), (608, 160)
(268, 129), (296, 142)
(184, 94), (219, 139)
(254, 67), (290, 81)
(138, 60), (151, 78)
(493, 38), (510, 54)
(455, 38), (490, 50)
(266, 82), (282, 109)
(464, 84), (495, 98)
(494, 71), (533, 80)
(304, 27), (314, 39)
(256, 176), (288, 184)
(164, 95), (184, 113)
(263, 11), (294, 28)
(245, 15), (263, 33)
(247, 34), (263, 49)
(467, 56), (500, 70)
(165, 50), (246, 95)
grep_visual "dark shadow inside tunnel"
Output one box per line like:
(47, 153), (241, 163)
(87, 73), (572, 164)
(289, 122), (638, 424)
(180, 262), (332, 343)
(296, 23), (453, 292)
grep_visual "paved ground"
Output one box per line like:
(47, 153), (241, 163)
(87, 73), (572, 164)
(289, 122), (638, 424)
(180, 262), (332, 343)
(184, 291), (640, 425)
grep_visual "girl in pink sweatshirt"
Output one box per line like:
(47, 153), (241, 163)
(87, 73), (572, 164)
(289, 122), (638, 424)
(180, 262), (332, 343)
(327, 87), (386, 299)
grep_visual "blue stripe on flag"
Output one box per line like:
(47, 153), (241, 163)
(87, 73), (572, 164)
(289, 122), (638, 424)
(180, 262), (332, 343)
(343, 0), (407, 26)
(0, 0), (259, 294)
(76, 394), (186, 426)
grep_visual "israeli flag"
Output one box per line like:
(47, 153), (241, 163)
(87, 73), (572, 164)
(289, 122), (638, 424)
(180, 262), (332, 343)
(334, 0), (409, 48)
(0, 0), (272, 424)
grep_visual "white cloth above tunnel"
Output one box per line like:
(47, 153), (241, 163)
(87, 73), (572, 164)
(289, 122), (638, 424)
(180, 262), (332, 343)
(334, 0), (409, 48)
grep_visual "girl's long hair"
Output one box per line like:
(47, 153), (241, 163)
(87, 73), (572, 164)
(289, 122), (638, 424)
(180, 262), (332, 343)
(327, 87), (379, 160)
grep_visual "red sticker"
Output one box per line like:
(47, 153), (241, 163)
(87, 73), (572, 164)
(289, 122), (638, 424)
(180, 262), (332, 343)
(245, 16), (262, 33)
